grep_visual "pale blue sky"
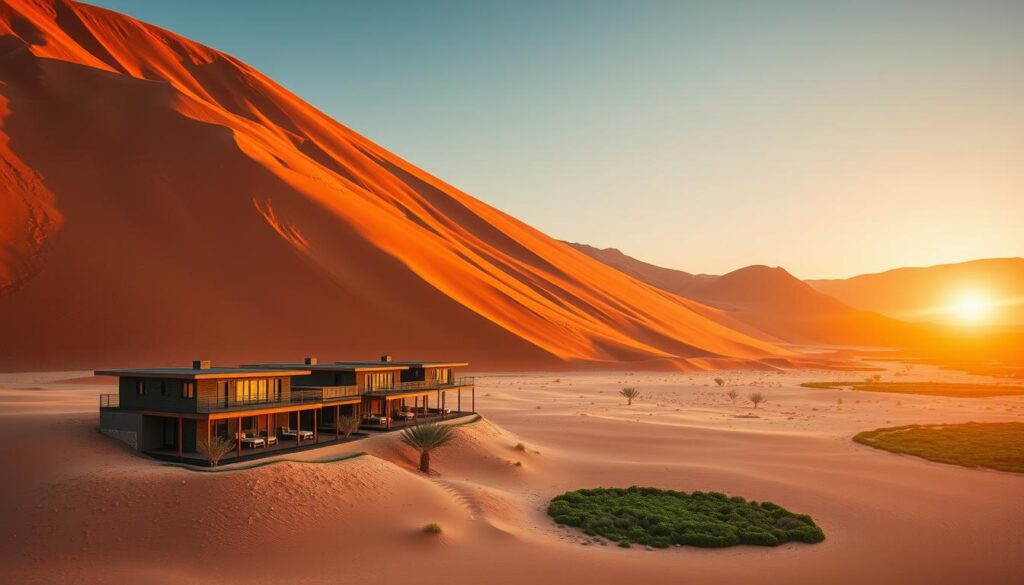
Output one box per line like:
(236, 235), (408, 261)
(90, 1), (1023, 278)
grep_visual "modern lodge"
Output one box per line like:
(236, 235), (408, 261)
(97, 356), (474, 464)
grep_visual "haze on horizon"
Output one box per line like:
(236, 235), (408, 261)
(90, 0), (1023, 279)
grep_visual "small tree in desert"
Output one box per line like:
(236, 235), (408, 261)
(726, 388), (739, 404)
(338, 415), (361, 439)
(400, 422), (456, 473)
(197, 435), (234, 468)
(620, 387), (641, 406)
(714, 377), (726, 387)
(748, 392), (767, 409)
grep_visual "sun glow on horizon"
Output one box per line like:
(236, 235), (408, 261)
(949, 291), (994, 325)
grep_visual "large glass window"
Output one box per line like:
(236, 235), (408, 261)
(366, 371), (395, 390)
(236, 378), (271, 403)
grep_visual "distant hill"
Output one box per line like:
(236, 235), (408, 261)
(807, 258), (1024, 327)
(568, 243), (917, 346)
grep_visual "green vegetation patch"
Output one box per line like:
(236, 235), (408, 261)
(854, 422), (1024, 473)
(547, 487), (824, 548)
(800, 381), (1024, 398)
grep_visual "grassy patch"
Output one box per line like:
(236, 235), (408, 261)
(800, 381), (1024, 398)
(853, 422), (1024, 473)
(547, 487), (824, 548)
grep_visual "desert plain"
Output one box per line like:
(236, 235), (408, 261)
(0, 362), (1021, 584)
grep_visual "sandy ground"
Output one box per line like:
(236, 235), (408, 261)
(1, 363), (1022, 584)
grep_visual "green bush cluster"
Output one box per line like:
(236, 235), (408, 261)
(799, 381), (1024, 398)
(547, 487), (824, 548)
(854, 422), (1024, 473)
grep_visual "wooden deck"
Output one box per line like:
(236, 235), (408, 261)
(144, 411), (476, 466)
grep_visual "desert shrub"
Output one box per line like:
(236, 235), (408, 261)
(423, 523), (443, 534)
(197, 435), (234, 467)
(748, 392), (766, 408)
(714, 377), (726, 387)
(547, 487), (824, 549)
(620, 387), (641, 405)
(338, 415), (361, 439)
(726, 389), (739, 403)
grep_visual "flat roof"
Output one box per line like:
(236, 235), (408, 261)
(94, 367), (311, 380)
(240, 362), (409, 372)
(335, 360), (469, 368)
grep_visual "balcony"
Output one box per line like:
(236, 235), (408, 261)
(360, 377), (474, 396)
(98, 377), (475, 414)
(293, 385), (361, 402)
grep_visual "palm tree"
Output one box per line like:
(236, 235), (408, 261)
(400, 422), (456, 473)
(338, 415), (361, 439)
(197, 435), (234, 467)
(619, 387), (641, 405)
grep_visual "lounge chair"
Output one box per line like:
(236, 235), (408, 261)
(280, 426), (314, 441)
(237, 432), (266, 449)
(259, 431), (279, 446)
(393, 410), (416, 421)
(428, 407), (452, 415)
(364, 413), (389, 425)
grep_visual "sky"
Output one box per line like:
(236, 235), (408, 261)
(90, 0), (1023, 279)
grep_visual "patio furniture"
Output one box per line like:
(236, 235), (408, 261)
(393, 409), (416, 421)
(429, 407), (452, 415)
(364, 414), (389, 425)
(259, 431), (279, 446)
(238, 432), (266, 449)
(280, 426), (314, 440)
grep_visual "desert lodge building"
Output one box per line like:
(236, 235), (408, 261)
(97, 356), (474, 465)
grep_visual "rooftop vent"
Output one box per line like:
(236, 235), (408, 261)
(304, 357), (318, 365)
(192, 360), (211, 370)
(380, 354), (392, 363)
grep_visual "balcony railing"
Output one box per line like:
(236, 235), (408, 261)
(195, 391), (323, 413)
(99, 378), (475, 413)
(361, 377), (475, 396)
(293, 385), (361, 401)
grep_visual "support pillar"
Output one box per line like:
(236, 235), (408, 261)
(335, 405), (340, 440)
(314, 409), (319, 443)
(177, 417), (183, 457)
(472, 386), (475, 413)
(236, 416), (242, 457)
(296, 411), (302, 444)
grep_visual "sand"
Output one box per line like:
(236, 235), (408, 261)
(1, 362), (1021, 584)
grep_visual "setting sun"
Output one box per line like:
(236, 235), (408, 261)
(950, 292), (993, 324)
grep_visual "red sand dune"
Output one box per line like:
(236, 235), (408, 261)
(0, 0), (804, 371)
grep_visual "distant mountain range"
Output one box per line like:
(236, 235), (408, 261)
(568, 243), (918, 346)
(571, 244), (1024, 369)
(807, 258), (1024, 327)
